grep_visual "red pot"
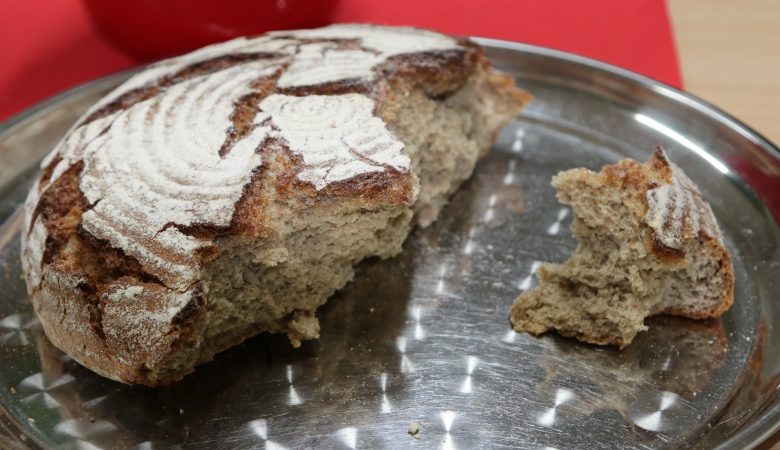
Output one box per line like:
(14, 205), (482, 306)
(83, 0), (339, 61)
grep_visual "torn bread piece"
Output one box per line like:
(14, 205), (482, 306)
(509, 148), (734, 347)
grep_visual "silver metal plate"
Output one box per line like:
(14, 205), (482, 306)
(1, 39), (779, 450)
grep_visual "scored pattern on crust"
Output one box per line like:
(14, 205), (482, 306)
(277, 42), (381, 88)
(274, 24), (458, 57)
(79, 61), (279, 289)
(81, 35), (301, 118)
(260, 93), (409, 189)
(644, 149), (723, 250)
(25, 24), (463, 291)
(275, 25), (458, 88)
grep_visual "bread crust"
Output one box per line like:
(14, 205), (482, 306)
(626, 147), (733, 317)
(22, 25), (529, 384)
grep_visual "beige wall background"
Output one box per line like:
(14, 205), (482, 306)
(668, 0), (780, 144)
(667, 2), (780, 447)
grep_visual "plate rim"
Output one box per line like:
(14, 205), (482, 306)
(1, 38), (779, 450)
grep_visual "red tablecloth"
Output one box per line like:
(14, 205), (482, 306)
(0, 0), (681, 122)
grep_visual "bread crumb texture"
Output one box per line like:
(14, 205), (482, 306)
(509, 148), (734, 347)
(408, 421), (420, 439)
(21, 24), (531, 385)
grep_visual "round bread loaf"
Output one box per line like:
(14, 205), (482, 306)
(21, 24), (531, 385)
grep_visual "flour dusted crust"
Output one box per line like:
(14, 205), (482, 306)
(22, 24), (531, 384)
(643, 151), (724, 252)
(260, 93), (410, 188)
